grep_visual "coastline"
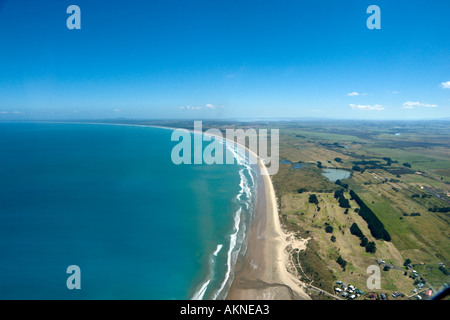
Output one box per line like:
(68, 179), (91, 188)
(226, 155), (311, 300)
(200, 127), (311, 300)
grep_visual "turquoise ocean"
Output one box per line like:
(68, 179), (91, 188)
(0, 123), (257, 299)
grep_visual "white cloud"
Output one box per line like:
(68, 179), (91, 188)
(113, 109), (120, 112)
(402, 101), (438, 109)
(178, 105), (202, 110)
(440, 81), (450, 89)
(12, 111), (22, 114)
(347, 92), (367, 96)
(349, 104), (384, 111)
(178, 103), (224, 111)
(0, 111), (8, 114)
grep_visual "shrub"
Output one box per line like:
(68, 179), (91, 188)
(365, 241), (377, 253)
(309, 194), (319, 205)
(336, 255), (347, 271)
(350, 223), (364, 238)
(334, 189), (344, 199)
(439, 265), (450, 276)
(335, 179), (348, 189)
(360, 237), (368, 247)
(338, 195), (351, 209)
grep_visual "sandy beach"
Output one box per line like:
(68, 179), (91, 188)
(227, 156), (311, 300)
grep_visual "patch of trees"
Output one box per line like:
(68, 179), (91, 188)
(317, 161), (323, 168)
(411, 194), (420, 198)
(297, 188), (307, 194)
(334, 157), (342, 163)
(335, 179), (348, 189)
(336, 255), (347, 271)
(403, 213), (421, 217)
(439, 265), (450, 276)
(366, 241), (377, 253)
(360, 237), (368, 247)
(349, 190), (391, 241)
(331, 235), (336, 242)
(349, 223), (372, 249)
(334, 189), (343, 199)
(352, 165), (361, 172)
(332, 142), (345, 149)
(334, 189), (350, 208)
(353, 160), (381, 166)
(350, 223), (364, 238)
(386, 167), (414, 175)
(338, 196), (350, 209)
(402, 163), (412, 168)
(352, 160), (385, 170)
(309, 194), (319, 205)
(324, 222), (333, 233)
(384, 157), (392, 166)
(428, 207), (450, 213)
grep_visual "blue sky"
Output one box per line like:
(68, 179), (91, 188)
(0, 0), (449, 120)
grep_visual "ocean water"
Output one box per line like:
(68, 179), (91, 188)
(0, 123), (257, 300)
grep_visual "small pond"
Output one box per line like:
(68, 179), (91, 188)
(322, 168), (351, 182)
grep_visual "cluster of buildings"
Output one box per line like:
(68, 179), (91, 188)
(334, 281), (364, 300)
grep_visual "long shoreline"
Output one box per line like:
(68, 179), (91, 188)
(226, 153), (311, 300)
(197, 126), (311, 300)
(29, 121), (311, 300)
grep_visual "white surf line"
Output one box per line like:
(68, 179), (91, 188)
(211, 140), (254, 300)
(213, 244), (223, 256)
(191, 279), (211, 300)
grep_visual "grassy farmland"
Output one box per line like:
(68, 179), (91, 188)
(271, 120), (450, 299)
